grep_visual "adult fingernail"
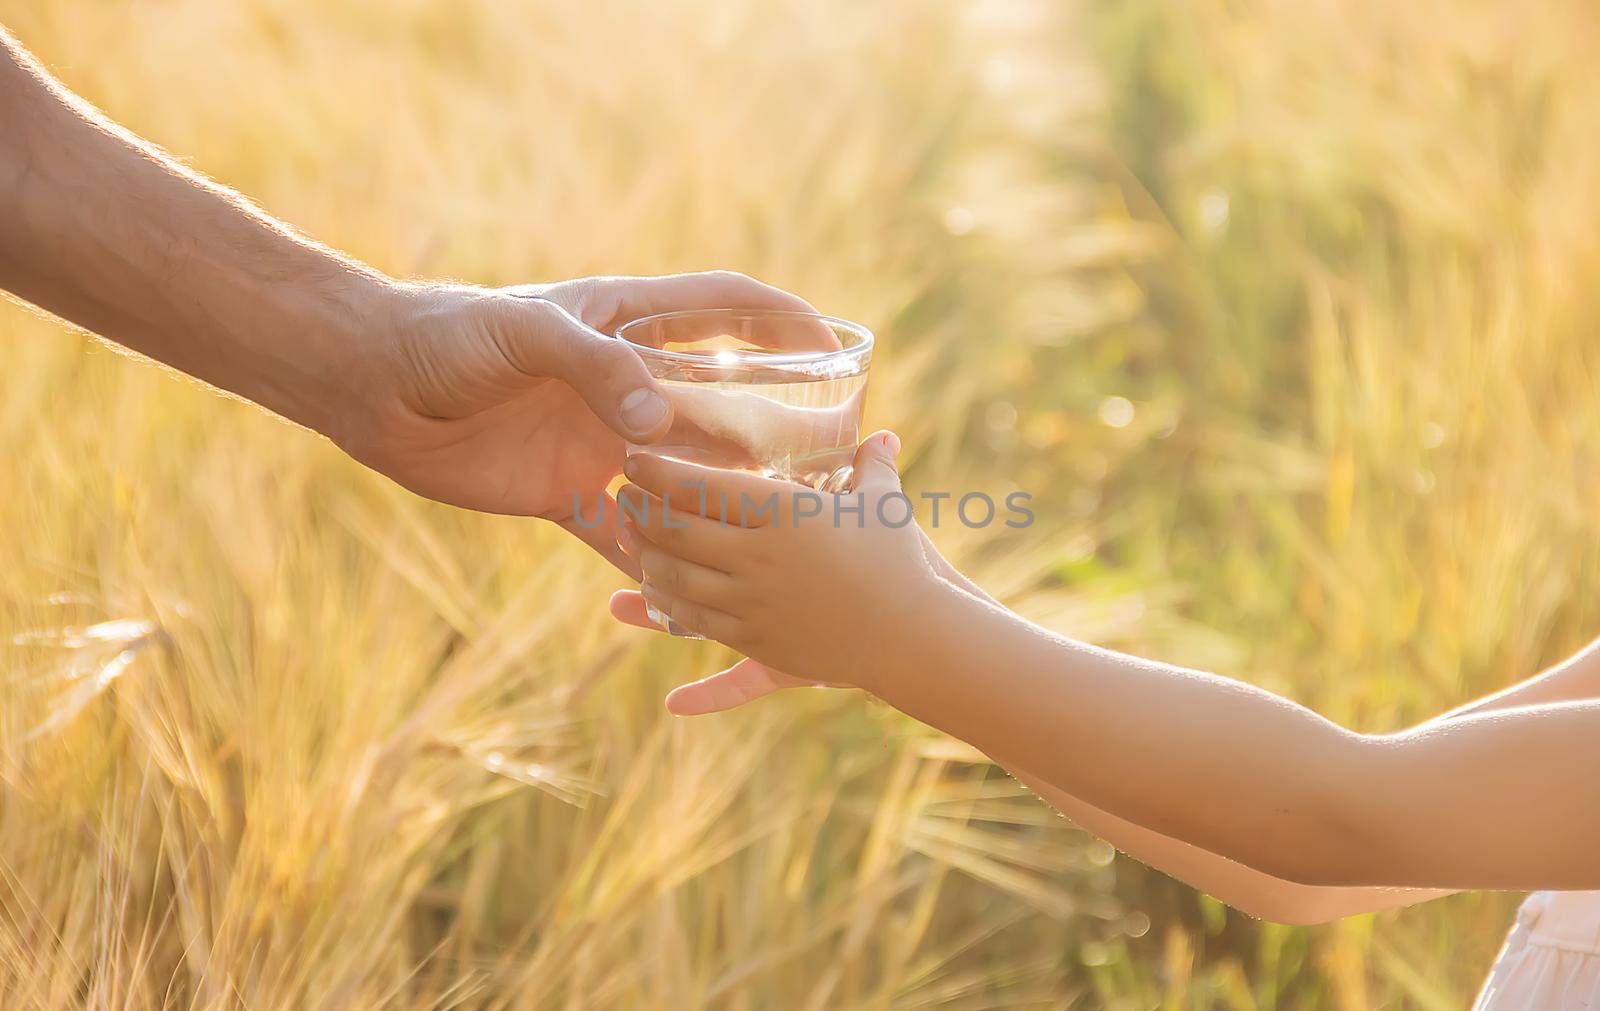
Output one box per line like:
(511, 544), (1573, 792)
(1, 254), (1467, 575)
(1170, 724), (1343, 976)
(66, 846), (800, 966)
(618, 526), (635, 554)
(884, 432), (902, 456)
(620, 388), (669, 436)
(623, 455), (639, 481)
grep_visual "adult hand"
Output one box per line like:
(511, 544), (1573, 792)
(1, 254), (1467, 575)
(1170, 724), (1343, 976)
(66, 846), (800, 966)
(334, 272), (816, 576)
(3, 34), (824, 575)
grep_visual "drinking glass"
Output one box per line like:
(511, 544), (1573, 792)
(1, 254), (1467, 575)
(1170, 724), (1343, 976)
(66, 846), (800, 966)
(616, 308), (873, 636)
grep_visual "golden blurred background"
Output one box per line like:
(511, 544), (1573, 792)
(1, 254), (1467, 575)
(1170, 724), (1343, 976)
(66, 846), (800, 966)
(3, 0), (1600, 1006)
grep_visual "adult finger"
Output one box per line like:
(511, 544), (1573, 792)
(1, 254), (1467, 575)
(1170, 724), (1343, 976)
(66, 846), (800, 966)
(609, 588), (664, 631)
(627, 270), (818, 317)
(607, 272), (840, 352)
(665, 657), (816, 716)
(494, 292), (674, 443)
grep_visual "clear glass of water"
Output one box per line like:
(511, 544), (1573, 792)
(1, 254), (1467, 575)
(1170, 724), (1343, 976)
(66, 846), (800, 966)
(616, 308), (873, 636)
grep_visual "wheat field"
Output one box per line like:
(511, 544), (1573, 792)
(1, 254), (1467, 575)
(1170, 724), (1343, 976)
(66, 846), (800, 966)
(3, 0), (1600, 1007)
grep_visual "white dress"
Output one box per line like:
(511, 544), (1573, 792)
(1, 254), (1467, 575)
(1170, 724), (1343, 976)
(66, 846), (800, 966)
(1475, 892), (1600, 1009)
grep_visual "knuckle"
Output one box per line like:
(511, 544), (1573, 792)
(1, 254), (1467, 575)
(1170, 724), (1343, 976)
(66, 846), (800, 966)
(707, 572), (740, 606)
(568, 333), (618, 375)
(490, 296), (563, 373)
(506, 291), (562, 331)
(518, 301), (620, 377)
(551, 277), (600, 315)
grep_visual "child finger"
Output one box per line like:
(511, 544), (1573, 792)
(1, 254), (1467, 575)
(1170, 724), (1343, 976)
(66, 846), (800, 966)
(639, 580), (744, 643)
(622, 454), (789, 526)
(848, 430), (904, 496)
(617, 481), (754, 530)
(638, 543), (741, 608)
(622, 499), (746, 570)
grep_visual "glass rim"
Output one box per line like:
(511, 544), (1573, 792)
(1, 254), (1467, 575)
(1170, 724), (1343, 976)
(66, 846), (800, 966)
(614, 308), (873, 369)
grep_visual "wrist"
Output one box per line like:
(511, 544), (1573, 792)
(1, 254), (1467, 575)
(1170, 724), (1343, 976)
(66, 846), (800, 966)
(856, 571), (981, 699)
(271, 267), (405, 446)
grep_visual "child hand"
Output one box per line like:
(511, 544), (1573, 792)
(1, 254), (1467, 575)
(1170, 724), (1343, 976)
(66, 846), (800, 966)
(602, 605), (811, 714)
(615, 431), (945, 696)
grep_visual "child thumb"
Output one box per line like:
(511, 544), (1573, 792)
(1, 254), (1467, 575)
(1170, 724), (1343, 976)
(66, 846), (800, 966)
(850, 430), (903, 495)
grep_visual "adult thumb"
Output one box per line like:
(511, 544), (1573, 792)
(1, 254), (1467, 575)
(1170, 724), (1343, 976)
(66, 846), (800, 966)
(500, 293), (673, 442)
(849, 430), (903, 495)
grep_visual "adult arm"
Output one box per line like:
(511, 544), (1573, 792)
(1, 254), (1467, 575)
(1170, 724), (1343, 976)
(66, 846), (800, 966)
(0, 27), (816, 572)
(0, 27), (396, 437)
